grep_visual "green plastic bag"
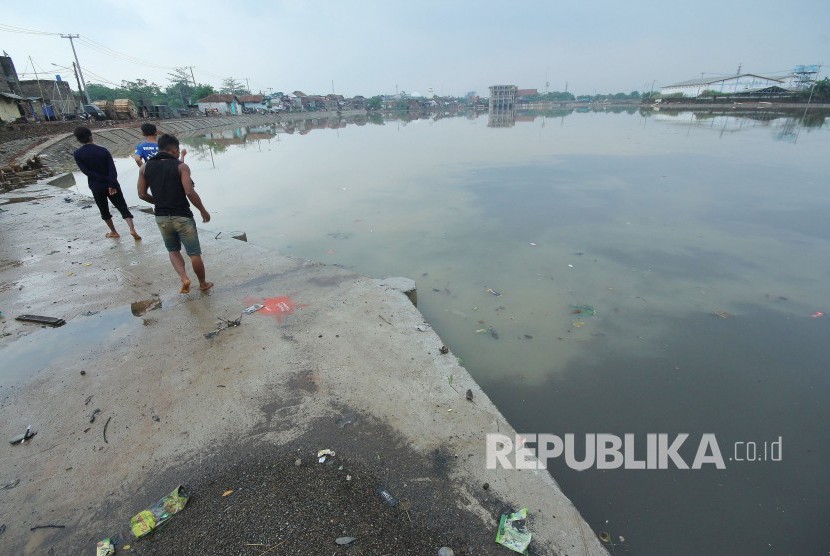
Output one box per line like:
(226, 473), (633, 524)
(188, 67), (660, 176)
(95, 538), (115, 556)
(495, 508), (532, 554)
(130, 485), (189, 538)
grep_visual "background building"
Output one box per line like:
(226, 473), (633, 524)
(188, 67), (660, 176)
(0, 55), (22, 95)
(488, 85), (517, 111)
(660, 66), (820, 97)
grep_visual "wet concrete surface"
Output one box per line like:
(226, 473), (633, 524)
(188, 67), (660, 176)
(0, 183), (606, 555)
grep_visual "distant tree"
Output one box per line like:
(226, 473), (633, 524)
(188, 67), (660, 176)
(629, 91), (641, 98)
(86, 83), (121, 101)
(366, 96), (382, 110)
(192, 84), (216, 102)
(166, 67), (195, 107)
(545, 91), (575, 101)
(121, 79), (163, 107)
(809, 77), (830, 100)
(220, 77), (245, 95)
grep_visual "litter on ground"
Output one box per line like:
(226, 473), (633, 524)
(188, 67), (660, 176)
(495, 508), (532, 554)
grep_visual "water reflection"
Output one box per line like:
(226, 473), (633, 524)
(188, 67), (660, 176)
(488, 106), (516, 127)
(177, 109), (829, 554)
(186, 107), (828, 150)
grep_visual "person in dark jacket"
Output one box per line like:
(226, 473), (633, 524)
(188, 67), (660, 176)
(72, 126), (141, 240)
(137, 134), (213, 294)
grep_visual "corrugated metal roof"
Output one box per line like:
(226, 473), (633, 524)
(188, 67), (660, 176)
(0, 91), (27, 100)
(664, 74), (785, 87)
(197, 94), (237, 103)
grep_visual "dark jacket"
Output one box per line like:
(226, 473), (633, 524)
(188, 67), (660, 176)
(73, 143), (119, 194)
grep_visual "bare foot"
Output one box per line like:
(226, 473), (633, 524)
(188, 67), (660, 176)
(179, 279), (191, 294)
(130, 230), (142, 240)
(105, 231), (120, 238)
(199, 282), (214, 292)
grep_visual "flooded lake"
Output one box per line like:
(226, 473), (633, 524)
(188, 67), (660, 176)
(131, 107), (827, 554)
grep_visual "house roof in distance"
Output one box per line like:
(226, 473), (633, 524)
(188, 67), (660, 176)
(197, 94), (238, 103)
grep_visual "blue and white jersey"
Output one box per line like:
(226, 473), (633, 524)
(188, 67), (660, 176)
(135, 141), (159, 161)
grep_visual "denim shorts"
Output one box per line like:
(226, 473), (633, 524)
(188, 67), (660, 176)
(155, 216), (202, 256)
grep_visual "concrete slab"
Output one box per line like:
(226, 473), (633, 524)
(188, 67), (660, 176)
(0, 182), (606, 554)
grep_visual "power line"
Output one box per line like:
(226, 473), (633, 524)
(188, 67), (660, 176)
(0, 23), (60, 36)
(81, 68), (123, 88)
(198, 67), (227, 81)
(1, 23), (184, 72)
(3, 24), (225, 90)
(76, 36), (179, 70)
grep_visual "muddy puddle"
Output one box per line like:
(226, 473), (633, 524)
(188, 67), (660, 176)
(0, 307), (143, 390)
(0, 196), (51, 206)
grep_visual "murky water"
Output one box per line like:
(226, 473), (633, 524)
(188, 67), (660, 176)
(128, 108), (828, 554)
(0, 308), (142, 389)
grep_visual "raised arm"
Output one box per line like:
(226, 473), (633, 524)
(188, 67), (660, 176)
(179, 163), (210, 222)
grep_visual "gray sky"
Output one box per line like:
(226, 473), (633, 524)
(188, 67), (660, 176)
(2, 0), (828, 97)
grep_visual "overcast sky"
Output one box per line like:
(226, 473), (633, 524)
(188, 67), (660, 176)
(2, 0), (828, 98)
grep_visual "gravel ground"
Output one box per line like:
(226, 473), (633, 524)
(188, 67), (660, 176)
(133, 453), (481, 556)
(55, 415), (522, 556)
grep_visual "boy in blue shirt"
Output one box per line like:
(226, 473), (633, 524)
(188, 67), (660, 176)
(133, 123), (186, 167)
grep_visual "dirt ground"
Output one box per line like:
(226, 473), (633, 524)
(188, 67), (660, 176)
(0, 119), (139, 168)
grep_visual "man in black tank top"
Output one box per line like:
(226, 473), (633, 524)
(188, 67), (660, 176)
(137, 134), (213, 294)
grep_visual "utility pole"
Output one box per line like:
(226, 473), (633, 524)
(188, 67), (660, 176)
(188, 66), (197, 88)
(61, 34), (90, 104)
(245, 77), (250, 93)
(72, 62), (83, 108)
(29, 56), (47, 103)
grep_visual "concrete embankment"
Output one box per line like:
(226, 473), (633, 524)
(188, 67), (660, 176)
(0, 180), (606, 552)
(23, 111), (368, 172)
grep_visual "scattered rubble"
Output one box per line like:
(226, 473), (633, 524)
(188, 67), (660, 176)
(1, 156), (54, 192)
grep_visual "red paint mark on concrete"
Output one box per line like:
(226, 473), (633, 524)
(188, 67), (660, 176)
(244, 294), (308, 324)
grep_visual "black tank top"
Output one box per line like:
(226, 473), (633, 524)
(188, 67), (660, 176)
(144, 152), (193, 217)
